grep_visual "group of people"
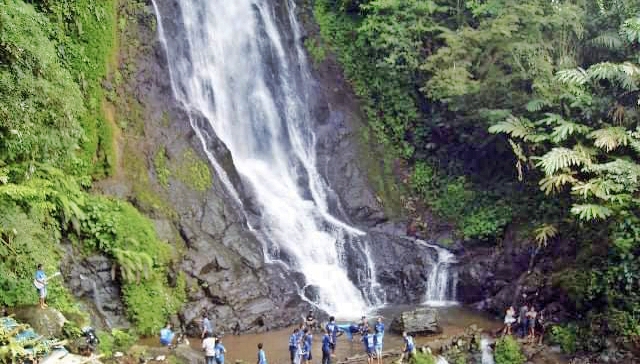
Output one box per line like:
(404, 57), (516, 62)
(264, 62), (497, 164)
(158, 310), (420, 364)
(503, 303), (545, 344)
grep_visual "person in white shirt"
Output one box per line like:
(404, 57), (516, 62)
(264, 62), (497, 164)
(202, 332), (217, 364)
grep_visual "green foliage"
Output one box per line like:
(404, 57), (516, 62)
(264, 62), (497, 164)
(154, 147), (171, 188)
(411, 161), (511, 241)
(494, 336), (525, 364)
(62, 322), (83, 339)
(111, 328), (138, 352)
(410, 351), (436, 364)
(550, 325), (577, 354)
(304, 37), (327, 66)
(97, 331), (114, 358)
(175, 149), (212, 192)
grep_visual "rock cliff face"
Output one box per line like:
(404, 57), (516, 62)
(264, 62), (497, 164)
(73, 0), (566, 334)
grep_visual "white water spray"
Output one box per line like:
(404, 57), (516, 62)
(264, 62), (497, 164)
(151, 0), (379, 316)
(481, 337), (495, 364)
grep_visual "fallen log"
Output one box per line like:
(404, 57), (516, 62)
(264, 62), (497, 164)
(336, 349), (403, 364)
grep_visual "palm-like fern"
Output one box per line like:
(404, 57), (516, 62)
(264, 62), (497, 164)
(112, 247), (154, 283)
(534, 224), (558, 247)
(488, 115), (547, 142)
(534, 147), (591, 176)
(570, 203), (613, 220)
(589, 126), (631, 152)
(620, 16), (640, 43)
(539, 172), (578, 194)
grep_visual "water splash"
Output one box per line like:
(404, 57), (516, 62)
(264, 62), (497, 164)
(151, 0), (379, 316)
(481, 337), (495, 364)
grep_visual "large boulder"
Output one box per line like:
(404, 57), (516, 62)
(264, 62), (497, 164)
(13, 306), (67, 338)
(390, 307), (441, 335)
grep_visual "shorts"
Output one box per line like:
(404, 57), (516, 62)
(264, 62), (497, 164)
(37, 286), (47, 298)
(290, 347), (296, 361)
(375, 345), (382, 356)
(160, 338), (171, 346)
(367, 347), (375, 357)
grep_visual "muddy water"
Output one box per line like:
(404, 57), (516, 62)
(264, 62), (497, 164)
(176, 305), (503, 364)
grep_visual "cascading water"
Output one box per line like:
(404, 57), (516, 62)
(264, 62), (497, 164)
(481, 337), (495, 364)
(151, 0), (380, 316)
(416, 240), (458, 306)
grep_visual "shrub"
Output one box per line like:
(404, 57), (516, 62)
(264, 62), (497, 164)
(411, 351), (436, 364)
(551, 325), (577, 354)
(494, 336), (525, 364)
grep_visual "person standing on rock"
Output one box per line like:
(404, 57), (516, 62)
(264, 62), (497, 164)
(401, 331), (415, 362)
(325, 316), (339, 354)
(289, 328), (299, 364)
(303, 328), (313, 363)
(518, 303), (528, 338)
(202, 312), (214, 339)
(503, 306), (516, 336)
(321, 329), (332, 364)
(215, 336), (226, 364)
(362, 328), (375, 364)
(257, 342), (267, 364)
(202, 332), (217, 364)
(527, 305), (538, 343)
(34, 264), (48, 309)
(374, 317), (384, 364)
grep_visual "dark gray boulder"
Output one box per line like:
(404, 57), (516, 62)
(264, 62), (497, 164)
(390, 307), (441, 335)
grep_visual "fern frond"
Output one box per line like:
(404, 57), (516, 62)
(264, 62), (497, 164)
(556, 67), (588, 85)
(589, 31), (623, 49)
(539, 172), (578, 194)
(621, 17), (640, 44)
(570, 204), (613, 220)
(534, 224), (558, 247)
(526, 98), (550, 112)
(534, 147), (589, 175)
(489, 116), (535, 139)
(572, 178), (617, 200)
(538, 113), (591, 142)
(589, 126), (631, 152)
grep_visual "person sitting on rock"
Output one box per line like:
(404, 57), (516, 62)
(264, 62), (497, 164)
(503, 306), (516, 336)
(305, 310), (317, 331)
(160, 322), (175, 348)
(401, 331), (415, 362)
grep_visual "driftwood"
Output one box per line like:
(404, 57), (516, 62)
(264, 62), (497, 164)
(336, 349), (403, 364)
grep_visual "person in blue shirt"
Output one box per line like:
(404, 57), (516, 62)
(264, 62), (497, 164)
(361, 328), (375, 364)
(303, 328), (313, 363)
(401, 331), (415, 362)
(374, 317), (384, 364)
(202, 312), (214, 339)
(289, 328), (299, 364)
(325, 316), (341, 353)
(214, 336), (226, 364)
(160, 322), (175, 348)
(34, 264), (48, 309)
(257, 342), (267, 364)
(321, 329), (332, 364)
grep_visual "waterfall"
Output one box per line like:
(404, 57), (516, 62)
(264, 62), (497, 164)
(416, 240), (458, 306)
(481, 337), (495, 364)
(79, 274), (112, 328)
(151, 0), (379, 316)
